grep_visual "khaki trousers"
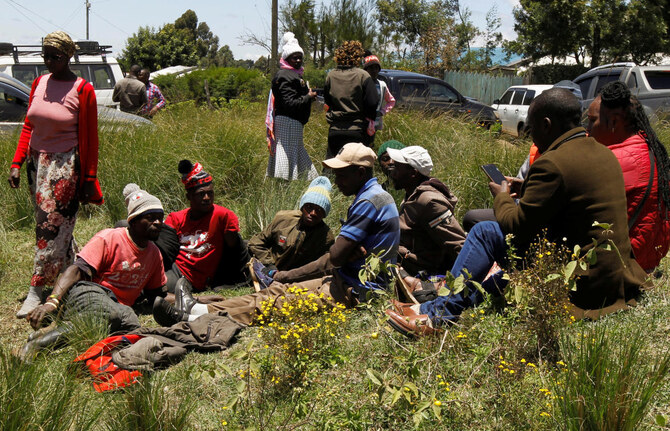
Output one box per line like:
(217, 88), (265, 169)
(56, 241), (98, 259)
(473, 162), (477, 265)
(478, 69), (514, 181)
(206, 273), (356, 326)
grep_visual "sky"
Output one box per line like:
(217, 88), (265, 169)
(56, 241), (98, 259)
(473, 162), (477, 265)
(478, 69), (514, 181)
(1, 0), (521, 61)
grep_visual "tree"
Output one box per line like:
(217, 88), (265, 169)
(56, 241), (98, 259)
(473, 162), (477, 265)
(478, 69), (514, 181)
(508, 0), (670, 68)
(215, 45), (236, 67)
(120, 10), (219, 70)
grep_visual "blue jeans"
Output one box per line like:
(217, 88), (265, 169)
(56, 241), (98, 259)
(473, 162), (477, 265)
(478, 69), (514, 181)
(419, 221), (509, 325)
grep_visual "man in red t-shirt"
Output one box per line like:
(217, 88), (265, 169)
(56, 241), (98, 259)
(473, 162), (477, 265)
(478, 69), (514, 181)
(21, 183), (168, 359)
(164, 160), (249, 295)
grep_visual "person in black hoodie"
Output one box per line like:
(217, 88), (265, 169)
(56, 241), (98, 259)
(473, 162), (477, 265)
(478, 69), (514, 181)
(265, 32), (318, 181)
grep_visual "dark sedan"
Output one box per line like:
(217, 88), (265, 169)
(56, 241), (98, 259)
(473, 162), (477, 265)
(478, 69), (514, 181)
(378, 69), (498, 128)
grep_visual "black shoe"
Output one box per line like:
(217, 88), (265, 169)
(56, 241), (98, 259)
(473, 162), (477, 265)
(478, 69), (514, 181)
(174, 277), (197, 313)
(152, 296), (187, 327)
(19, 324), (70, 362)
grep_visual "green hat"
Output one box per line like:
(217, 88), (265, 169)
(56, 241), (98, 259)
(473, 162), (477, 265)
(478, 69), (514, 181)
(377, 140), (405, 157)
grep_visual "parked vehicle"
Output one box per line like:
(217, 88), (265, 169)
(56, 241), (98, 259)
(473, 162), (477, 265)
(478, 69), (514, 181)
(0, 72), (151, 134)
(0, 41), (124, 107)
(492, 85), (553, 136)
(377, 69), (498, 127)
(573, 62), (670, 120)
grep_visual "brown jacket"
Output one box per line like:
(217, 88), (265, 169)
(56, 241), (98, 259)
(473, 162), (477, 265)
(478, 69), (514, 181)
(494, 128), (647, 313)
(248, 210), (334, 271)
(399, 178), (466, 275)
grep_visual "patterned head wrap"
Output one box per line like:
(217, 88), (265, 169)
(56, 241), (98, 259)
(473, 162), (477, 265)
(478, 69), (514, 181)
(178, 160), (213, 190)
(43, 31), (78, 58)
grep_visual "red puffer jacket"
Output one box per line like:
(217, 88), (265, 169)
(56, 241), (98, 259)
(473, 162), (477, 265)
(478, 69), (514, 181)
(609, 133), (670, 271)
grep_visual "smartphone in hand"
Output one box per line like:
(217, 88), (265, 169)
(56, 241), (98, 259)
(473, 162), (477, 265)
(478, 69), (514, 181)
(481, 164), (506, 185)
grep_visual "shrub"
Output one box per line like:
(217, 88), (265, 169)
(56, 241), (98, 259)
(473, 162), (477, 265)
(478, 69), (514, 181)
(153, 67), (270, 105)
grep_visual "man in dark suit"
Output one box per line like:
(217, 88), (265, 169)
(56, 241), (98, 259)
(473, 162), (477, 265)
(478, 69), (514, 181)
(387, 88), (648, 336)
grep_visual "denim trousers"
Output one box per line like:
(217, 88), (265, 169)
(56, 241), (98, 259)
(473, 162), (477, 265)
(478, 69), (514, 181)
(419, 221), (509, 325)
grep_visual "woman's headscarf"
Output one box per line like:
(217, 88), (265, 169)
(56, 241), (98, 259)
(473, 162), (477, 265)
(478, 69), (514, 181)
(43, 31), (78, 58)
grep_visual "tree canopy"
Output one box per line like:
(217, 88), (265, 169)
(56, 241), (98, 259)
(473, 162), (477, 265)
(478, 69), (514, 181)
(507, 0), (670, 67)
(119, 10), (220, 70)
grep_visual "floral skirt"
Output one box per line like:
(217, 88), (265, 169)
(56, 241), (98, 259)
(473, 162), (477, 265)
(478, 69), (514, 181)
(27, 147), (80, 287)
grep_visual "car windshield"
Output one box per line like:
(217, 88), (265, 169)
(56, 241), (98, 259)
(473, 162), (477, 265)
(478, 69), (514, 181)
(643, 71), (670, 89)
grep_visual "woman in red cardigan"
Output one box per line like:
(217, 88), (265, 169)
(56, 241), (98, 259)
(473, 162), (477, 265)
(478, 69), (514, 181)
(7, 31), (103, 318)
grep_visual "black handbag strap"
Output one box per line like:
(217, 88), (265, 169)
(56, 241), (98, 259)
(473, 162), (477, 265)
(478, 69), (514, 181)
(629, 147), (655, 230)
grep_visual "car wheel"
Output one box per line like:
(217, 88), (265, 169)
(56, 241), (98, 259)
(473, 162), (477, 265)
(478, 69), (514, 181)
(517, 123), (529, 138)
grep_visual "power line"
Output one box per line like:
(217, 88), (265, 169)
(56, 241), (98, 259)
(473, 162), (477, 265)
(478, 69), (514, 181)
(5, 0), (82, 38)
(61, 4), (85, 29)
(4, 0), (49, 34)
(90, 10), (130, 36)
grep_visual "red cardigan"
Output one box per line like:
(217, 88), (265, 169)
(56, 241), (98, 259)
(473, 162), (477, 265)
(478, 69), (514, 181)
(11, 74), (103, 205)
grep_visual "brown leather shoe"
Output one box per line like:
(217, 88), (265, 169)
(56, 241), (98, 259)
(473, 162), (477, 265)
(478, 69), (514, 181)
(385, 309), (441, 338)
(390, 299), (416, 314)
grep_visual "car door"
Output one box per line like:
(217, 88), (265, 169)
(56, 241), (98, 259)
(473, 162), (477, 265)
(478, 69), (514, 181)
(0, 81), (29, 133)
(397, 79), (429, 110)
(515, 89), (535, 135)
(494, 89), (515, 134)
(427, 81), (463, 114)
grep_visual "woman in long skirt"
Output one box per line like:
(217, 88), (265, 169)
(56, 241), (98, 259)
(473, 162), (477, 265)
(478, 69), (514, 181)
(265, 32), (318, 180)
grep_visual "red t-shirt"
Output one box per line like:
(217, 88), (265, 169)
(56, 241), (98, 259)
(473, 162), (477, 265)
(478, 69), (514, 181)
(77, 228), (167, 306)
(165, 204), (240, 290)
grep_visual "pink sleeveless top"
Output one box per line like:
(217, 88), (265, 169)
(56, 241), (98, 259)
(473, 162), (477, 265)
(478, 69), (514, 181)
(26, 75), (81, 153)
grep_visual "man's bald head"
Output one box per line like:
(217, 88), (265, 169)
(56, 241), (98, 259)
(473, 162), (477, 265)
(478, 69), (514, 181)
(528, 88), (582, 152)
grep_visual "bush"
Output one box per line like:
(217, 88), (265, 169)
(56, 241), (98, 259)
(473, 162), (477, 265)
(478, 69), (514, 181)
(153, 67), (270, 105)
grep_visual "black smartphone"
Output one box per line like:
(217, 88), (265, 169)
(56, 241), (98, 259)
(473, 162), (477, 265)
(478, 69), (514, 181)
(480, 164), (506, 185)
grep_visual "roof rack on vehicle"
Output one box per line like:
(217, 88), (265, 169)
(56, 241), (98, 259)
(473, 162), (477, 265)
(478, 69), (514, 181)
(0, 40), (112, 63)
(590, 62), (637, 71)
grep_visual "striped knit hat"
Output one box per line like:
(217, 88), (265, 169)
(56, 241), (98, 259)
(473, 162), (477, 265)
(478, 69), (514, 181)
(178, 159), (213, 190)
(299, 176), (332, 216)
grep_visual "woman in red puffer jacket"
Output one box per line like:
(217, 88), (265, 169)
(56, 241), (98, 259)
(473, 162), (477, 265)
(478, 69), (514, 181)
(586, 81), (670, 272)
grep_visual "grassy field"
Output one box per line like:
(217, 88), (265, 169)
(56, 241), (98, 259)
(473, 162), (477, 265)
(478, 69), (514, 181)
(0, 104), (669, 430)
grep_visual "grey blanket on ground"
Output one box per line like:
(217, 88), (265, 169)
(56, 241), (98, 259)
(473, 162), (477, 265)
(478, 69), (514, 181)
(112, 312), (245, 371)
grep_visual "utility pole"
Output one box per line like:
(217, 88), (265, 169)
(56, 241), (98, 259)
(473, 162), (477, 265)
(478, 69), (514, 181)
(85, 1), (91, 39)
(271, 0), (278, 76)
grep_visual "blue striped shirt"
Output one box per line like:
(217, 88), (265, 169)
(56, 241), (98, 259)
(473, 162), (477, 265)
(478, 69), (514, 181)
(337, 178), (399, 299)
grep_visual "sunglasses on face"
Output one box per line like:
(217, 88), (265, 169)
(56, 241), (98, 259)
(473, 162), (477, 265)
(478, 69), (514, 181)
(42, 52), (66, 62)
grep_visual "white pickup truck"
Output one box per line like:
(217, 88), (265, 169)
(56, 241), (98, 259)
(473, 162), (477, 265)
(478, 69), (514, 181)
(573, 62), (670, 121)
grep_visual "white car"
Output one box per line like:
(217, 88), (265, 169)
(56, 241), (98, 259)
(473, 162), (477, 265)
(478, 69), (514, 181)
(492, 85), (553, 137)
(0, 41), (124, 107)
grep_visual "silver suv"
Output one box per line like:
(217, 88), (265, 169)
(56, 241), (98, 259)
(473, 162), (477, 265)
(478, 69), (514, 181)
(573, 62), (670, 120)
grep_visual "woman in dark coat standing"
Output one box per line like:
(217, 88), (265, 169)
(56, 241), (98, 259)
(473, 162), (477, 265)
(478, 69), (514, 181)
(265, 32), (318, 180)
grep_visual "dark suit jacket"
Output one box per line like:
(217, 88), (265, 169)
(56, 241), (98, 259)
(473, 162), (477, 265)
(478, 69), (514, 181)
(494, 127), (647, 313)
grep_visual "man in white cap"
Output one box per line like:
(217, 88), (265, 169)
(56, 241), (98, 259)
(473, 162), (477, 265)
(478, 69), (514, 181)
(21, 184), (168, 358)
(388, 145), (466, 279)
(154, 143), (400, 326)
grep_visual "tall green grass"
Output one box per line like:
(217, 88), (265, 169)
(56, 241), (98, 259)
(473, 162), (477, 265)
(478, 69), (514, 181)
(0, 107), (668, 430)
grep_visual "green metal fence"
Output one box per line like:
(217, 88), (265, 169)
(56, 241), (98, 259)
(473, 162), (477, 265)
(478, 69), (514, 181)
(444, 70), (526, 105)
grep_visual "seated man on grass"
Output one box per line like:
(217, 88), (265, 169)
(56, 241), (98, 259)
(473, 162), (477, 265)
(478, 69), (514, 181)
(164, 160), (250, 299)
(21, 184), (167, 356)
(386, 89), (649, 337)
(248, 176), (335, 279)
(388, 145), (466, 278)
(153, 143), (400, 326)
